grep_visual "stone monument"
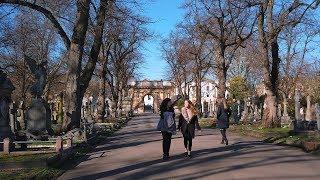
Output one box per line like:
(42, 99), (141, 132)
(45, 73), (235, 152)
(295, 88), (301, 121)
(315, 103), (320, 130)
(0, 70), (15, 142)
(24, 55), (53, 139)
(305, 95), (312, 121)
(281, 97), (291, 125)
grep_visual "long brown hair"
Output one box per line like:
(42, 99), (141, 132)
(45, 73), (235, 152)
(186, 100), (198, 115)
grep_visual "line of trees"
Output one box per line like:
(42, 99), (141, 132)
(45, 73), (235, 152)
(162, 0), (320, 128)
(0, 0), (150, 131)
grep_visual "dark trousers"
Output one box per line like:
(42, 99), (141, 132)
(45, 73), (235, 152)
(161, 131), (172, 156)
(183, 136), (192, 151)
(220, 128), (227, 141)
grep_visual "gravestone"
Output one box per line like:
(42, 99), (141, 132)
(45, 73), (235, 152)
(300, 107), (305, 121)
(305, 95), (312, 121)
(240, 99), (248, 122)
(25, 55), (53, 138)
(26, 99), (51, 136)
(315, 103), (320, 130)
(0, 70), (15, 143)
(295, 89), (301, 121)
(9, 102), (18, 132)
(253, 105), (260, 122)
(57, 93), (64, 125)
(281, 98), (291, 124)
(17, 101), (26, 130)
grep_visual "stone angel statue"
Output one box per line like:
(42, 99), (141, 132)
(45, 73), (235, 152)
(24, 55), (47, 99)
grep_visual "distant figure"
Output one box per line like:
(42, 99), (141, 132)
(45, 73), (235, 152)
(157, 95), (181, 160)
(178, 100), (201, 158)
(217, 99), (231, 145)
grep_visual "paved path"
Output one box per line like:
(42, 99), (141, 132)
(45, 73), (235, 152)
(59, 114), (320, 180)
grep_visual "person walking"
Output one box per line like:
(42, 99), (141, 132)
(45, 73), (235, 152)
(217, 99), (231, 146)
(157, 96), (181, 160)
(178, 100), (201, 158)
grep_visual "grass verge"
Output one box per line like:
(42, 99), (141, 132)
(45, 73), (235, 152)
(229, 123), (320, 152)
(0, 117), (131, 179)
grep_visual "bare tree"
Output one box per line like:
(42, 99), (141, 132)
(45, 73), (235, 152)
(254, 0), (319, 128)
(184, 0), (256, 105)
(0, 0), (114, 130)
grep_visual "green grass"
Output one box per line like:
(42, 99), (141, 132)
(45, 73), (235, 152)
(0, 167), (64, 180)
(0, 153), (56, 163)
(0, 118), (131, 179)
(199, 118), (216, 129)
(230, 123), (320, 152)
(229, 124), (291, 138)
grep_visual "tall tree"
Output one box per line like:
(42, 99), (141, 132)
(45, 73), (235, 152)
(255, 0), (319, 128)
(184, 0), (256, 105)
(0, 0), (113, 130)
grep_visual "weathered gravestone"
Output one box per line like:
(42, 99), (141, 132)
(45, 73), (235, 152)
(281, 97), (291, 125)
(26, 99), (52, 136)
(24, 55), (53, 139)
(315, 103), (320, 130)
(305, 95), (312, 121)
(0, 70), (15, 143)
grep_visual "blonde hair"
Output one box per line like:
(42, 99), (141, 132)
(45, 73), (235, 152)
(217, 98), (227, 109)
(186, 100), (198, 115)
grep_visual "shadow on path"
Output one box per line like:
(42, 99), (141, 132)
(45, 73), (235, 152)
(69, 140), (320, 180)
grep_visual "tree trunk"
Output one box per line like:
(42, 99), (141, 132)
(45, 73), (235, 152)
(117, 89), (123, 117)
(63, 0), (90, 131)
(195, 73), (202, 115)
(260, 40), (281, 127)
(215, 47), (227, 104)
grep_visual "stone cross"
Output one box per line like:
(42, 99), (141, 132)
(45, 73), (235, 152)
(281, 97), (291, 125)
(9, 102), (17, 133)
(305, 95), (312, 121)
(295, 89), (301, 121)
(17, 101), (26, 130)
(315, 103), (320, 130)
(300, 107), (305, 121)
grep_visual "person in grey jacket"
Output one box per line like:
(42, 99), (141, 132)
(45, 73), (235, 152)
(157, 95), (181, 160)
(217, 99), (231, 145)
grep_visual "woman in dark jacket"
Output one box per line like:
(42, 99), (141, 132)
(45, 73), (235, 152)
(217, 99), (231, 145)
(157, 96), (181, 160)
(178, 100), (201, 158)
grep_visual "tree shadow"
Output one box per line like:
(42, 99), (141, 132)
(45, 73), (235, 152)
(65, 140), (320, 180)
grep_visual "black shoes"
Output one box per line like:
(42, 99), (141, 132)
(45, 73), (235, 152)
(221, 139), (229, 145)
(163, 154), (170, 160)
(184, 152), (188, 157)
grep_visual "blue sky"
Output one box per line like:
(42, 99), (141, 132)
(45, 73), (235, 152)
(139, 0), (184, 80)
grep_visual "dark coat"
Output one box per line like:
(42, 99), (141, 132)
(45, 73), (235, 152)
(178, 114), (201, 139)
(217, 106), (231, 129)
(157, 111), (176, 134)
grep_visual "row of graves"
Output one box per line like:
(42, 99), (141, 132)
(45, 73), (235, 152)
(227, 89), (320, 132)
(0, 59), (129, 155)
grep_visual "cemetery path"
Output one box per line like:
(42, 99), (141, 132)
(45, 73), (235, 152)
(59, 114), (320, 180)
